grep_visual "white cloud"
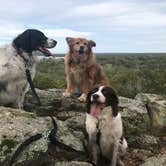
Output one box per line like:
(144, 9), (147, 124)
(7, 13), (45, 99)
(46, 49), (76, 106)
(115, 12), (166, 27)
(74, 2), (135, 17)
(42, 29), (92, 38)
(72, 1), (166, 27)
(0, 21), (92, 46)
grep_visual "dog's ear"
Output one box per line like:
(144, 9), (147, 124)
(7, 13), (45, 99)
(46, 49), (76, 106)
(66, 37), (74, 46)
(86, 90), (92, 113)
(89, 40), (96, 47)
(104, 86), (119, 117)
(13, 29), (46, 54)
(13, 30), (32, 53)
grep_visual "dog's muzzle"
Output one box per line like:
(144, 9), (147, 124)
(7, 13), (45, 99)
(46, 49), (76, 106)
(38, 39), (57, 56)
(79, 46), (85, 54)
(45, 39), (57, 48)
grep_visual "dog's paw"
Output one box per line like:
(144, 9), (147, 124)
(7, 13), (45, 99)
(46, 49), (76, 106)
(63, 92), (71, 97)
(78, 94), (86, 102)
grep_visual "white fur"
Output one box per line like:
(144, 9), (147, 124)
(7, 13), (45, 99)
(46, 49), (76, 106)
(0, 44), (37, 109)
(99, 110), (123, 166)
(91, 86), (105, 103)
(85, 113), (98, 140)
(46, 38), (56, 48)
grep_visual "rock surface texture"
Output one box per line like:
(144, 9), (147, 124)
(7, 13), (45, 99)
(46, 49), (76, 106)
(0, 89), (165, 166)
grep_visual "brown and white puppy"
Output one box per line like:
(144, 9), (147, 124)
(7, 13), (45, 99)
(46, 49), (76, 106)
(63, 37), (108, 102)
(85, 86), (127, 166)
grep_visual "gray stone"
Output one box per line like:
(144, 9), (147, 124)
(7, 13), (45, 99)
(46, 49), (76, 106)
(24, 89), (86, 119)
(141, 154), (166, 166)
(0, 107), (52, 165)
(0, 107), (85, 166)
(128, 134), (159, 150)
(119, 96), (147, 114)
(119, 97), (151, 136)
(135, 93), (166, 133)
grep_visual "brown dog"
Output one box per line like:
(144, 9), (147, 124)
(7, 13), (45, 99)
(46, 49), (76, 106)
(63, 37), (109, 101)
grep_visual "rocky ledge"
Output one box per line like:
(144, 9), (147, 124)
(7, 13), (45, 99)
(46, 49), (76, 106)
(0, 89), (165, 166)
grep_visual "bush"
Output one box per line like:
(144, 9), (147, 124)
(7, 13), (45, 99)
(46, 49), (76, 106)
(34, 54), (166, 98)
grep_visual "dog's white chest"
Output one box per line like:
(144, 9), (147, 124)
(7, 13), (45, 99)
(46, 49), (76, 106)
(99, 112), (123, 156)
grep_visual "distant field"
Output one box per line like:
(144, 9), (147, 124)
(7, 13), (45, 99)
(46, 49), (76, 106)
(34, 53), (166, 98)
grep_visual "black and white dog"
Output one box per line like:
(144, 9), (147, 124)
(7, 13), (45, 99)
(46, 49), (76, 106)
(85, 86), (127, 166)
(0, 29), (57, 109)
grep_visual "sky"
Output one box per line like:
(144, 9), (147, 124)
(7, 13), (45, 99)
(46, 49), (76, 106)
(0, 0), (166, 53)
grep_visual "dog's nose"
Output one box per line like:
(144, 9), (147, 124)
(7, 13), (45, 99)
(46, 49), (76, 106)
(53, 40), (57, 46)
(93, 94), (99, 100)
(80, 46), (84, 50)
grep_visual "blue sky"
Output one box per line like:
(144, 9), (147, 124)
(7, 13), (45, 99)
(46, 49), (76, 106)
(0, 0), (166, 53)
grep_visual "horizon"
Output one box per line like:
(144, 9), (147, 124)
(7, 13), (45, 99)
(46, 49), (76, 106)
(54, 52), (166, 54)
(0, 0), (166, 53)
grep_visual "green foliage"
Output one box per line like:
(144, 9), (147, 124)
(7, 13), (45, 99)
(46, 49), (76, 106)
(100, 54), (166, 97)
(34, 58), (66, 89)
(34, 54), (166, 98)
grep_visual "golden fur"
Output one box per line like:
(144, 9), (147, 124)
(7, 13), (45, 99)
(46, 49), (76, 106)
(63, 37), (109, 101)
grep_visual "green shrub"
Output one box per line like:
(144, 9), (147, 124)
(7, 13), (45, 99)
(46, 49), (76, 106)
(34, 54), (166, 98)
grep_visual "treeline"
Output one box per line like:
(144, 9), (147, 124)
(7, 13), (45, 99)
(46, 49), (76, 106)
(34, 54), (166, 98)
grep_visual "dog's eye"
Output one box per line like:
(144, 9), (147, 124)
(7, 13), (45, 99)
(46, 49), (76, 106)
(76, 42), (79, 45)
(102, 89), (107, 95)
(41, 40), (46, 45)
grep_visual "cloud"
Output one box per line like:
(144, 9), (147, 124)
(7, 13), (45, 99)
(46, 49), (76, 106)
(115, 12), (166, 27)
(42, 29), (92, 38)
(74, 2), (135, 17)
(0, 21), (92, 48)
(72, 1), (166, 27)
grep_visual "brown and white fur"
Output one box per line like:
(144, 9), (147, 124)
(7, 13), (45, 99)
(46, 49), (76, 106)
(63, 37), (108, 102)
(85, 86), (127, 166)
(0, 29), (57, 109)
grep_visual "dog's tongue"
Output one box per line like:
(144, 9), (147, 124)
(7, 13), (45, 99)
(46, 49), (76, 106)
(90, 103), (102, 118)
(38, 47), (52, 56)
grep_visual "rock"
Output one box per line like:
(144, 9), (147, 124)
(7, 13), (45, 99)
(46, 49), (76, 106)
(24, 89), (86, 119)
(128, 134), (159, 151)
(141, 154), (166, 166)
(119, 97), (151, 136)
(135, 93), (166, 134)
(119, 96), (147, 114)
(0, 107), (86, 166)
(54, 117), (85, 152)
(0, 107), (52, 165)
